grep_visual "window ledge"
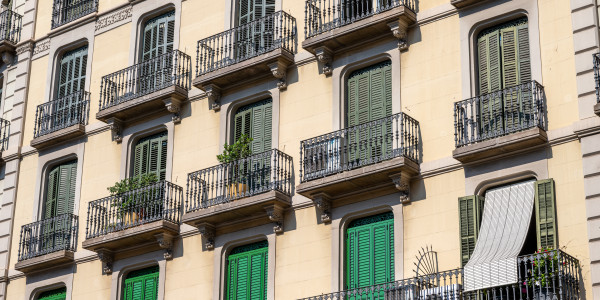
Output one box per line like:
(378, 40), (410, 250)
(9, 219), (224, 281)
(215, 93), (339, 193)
(30, 124), (85, 150)
(15, 250), (74, 274)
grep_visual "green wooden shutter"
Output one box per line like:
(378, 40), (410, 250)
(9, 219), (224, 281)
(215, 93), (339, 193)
(226, 241), (268, 300)
(57, 46), (88, 99)
(45, 167), (60, 219)
(38, 287), (66, 300)
(346, 212), (394, 290)
(478, 29), (502, 136)
(234, 99), (272, 153)
(238, 0), (275, 25)
(458, 195), (485, 266)
(535, 179), (557, 249)
(123, 265), (159, 300)
(142, 11), (175, 62)
(133, 132), (168, 180)
(55, 161), (77, 216)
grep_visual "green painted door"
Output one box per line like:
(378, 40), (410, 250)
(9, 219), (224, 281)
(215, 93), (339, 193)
(346, 61), (393, 165)
(346, 212), (394, 293)
(477, 18), (530, 136)
(57, 46), (87, 99)
(226, 241), (268, 300)
(133, 132), (168, 181)
(123, 265), (159, 300)
(38, 287), (66, 300)
(140, 11), (175, 93)
(458, 195), (485, 266)
(43, 160), (77, 251)
(236, 0), (275, 58)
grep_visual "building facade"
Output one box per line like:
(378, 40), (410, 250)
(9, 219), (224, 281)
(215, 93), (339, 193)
(0, 0), (596, 299)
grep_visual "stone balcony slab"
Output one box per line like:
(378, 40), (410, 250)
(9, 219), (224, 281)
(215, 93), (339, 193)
(30, 124), (85, 149)
(15, 250), (74, 274)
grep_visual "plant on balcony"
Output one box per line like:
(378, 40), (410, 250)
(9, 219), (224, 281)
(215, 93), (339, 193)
(524, 247), (565, 299)
(217, 134), (253, 198)
(107, 173), (159, 223)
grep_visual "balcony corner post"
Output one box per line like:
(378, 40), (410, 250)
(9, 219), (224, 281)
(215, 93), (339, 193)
(388, 20), (410, 52)
(389, 172), (410, 204)
(154, 233), (175, 260)
(311, 192), (332, 224)
(203, 84), (221, 112)
(264, 204), (284, 234)
(96, 249), (114, 275)
(195, 222), (216, 250)
(106, 118), (123, 143)
(314, 46), (333, 76)
(163, 98), (182, 124)
(268, 61), (288, 90)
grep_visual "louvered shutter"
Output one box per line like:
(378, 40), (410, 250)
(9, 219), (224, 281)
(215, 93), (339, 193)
(55, 160), (77, 216)
(478, 30), (502, 137)
(58, 46), (88, 99)
(123, 266), (159, 300)
(227, 242), (268, 300)
(458, 195), (485, 266)
(133, 132), (168, 180)
(234, 99), (272, 153)
(38, 287), (67, 300)
(45, 167), (60, 219)
(142, 11), (175, 61)
(346, 212), (394, 290)
(535, 179), (557, 249)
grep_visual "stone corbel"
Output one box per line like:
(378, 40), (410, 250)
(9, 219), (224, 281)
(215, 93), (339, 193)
(163, 98), (182, 124)
(155, 233), (175, 260)
(264, 205), (284, 234)
(196, 223), (216, 250)
(204, 84), (221, 112)
(106, 118), (123, 143)
(389, 172), (411, 204)
(312, 192), (332, 224)
(388, 20), (410, 51)
(1, 52), (13, 65)
(315, 46), (333, 76)
(268, 61), (288, 90)
(97, 249), (114, 274)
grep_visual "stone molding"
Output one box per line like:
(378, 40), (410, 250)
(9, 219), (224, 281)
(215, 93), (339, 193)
(32, 38), (50, 59)
(95, 6), (133, 35)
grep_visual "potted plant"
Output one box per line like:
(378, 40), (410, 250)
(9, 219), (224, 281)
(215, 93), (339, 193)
(107, 173), (159, 226)
(527, 247), (563, 299)
(217, 134), (253, 199)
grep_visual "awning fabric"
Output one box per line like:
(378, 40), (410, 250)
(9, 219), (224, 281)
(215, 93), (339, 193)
(463, 180), (536, 291)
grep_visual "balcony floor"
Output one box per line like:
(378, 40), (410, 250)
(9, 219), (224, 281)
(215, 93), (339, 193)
(82, 219), (179, 253)
(15, 250), (74, 274)
(30, 124), (85, 149)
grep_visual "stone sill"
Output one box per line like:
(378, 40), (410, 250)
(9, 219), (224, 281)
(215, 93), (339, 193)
(452, 127), (548, 163)
(30, 124), (85, 150)
(82, 219), (179, 252)
(15, 250), (74, 274)
(450, 0), (482, 8)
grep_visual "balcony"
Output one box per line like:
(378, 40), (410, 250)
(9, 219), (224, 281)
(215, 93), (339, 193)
(300, 249), (581, 300)
(82, 181), (182, 272)
(451, 0), (481, 8)
(15, 214), (78, 273)
(0, 9), (22, 56)
(453, 81), (547, 163)
(97, 49), (191, 138)
(52, 0), (98, 29)
(183, 149), (293, 248)
(303, 0), (416, 74)
(194, 11), (297, 107)
(297, 112), (419, 218)
(593, 53), (600, 116)
(0, 118), (8, 156)
(31, 91), (90, 149)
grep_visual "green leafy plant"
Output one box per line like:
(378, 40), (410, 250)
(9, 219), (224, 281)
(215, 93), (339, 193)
(527, 247), (562, 288)
(108, 173), (159, 215)
(217, 134), (253, 164)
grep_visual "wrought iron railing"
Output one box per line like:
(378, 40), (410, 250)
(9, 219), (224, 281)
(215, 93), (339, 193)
(0, 9), (21, 44)
(85, 181), (183, 239)
(52, 0), (98, 29)
(186, 149), (293, 211)
(594, 53), (600, 104)
(299, 112), (419, 183)
(0, 118), (8, 151)
(454, 80), (546, 148)
(196, 11), (297, 76)
(299, 249), (581, 300)
(17, 214), (78, 261)
(304, 0), (415, 38)
(99, 49), (192, 111)
(34, 91), (90, 138)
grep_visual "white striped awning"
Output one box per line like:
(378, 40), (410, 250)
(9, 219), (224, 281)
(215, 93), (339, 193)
(463, 180), (536, 291)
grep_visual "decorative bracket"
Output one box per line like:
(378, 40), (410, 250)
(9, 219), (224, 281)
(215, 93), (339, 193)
(1, 52), (13, 65)
(196, 223), (216, 250)
(97, 249), (114, 274)
(163, 98), (182, 124)
(106, 118), (123, 143)
(264, 205), (284, 234)
(268, 61), (288, 90)
(155, 233), (175, 260)
(388, 20), (410, 51)
(314, 46), (333, 76)
(390, 172), (411, 204)
(204, 84), (221, 112)
(312, 192), (332, 224)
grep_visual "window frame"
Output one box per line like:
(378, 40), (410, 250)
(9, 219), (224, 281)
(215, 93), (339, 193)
(129, 3), (180, 68)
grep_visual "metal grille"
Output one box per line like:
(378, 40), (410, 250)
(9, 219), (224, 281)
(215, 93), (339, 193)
(34, 90), (90, 138)
(453, 80), (546, 148)
(17, 213), (78, 261)
(51, 0), (98, 29)
(186, 149), (293, 211)
(594, 53), (600, 104)
(299, 112), (420, 183)
(0, 9), (21, 44)
(0, 118), (9, 152)
(99, 49), (192, 111)
(304, 0), (415, 38)
(85, 181), (183, 239)
(196, 11), (297, 76)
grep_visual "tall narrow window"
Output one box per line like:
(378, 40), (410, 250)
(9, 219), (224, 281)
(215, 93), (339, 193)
(226, 241), (268, 300)
(142, 11), (175, 62)
(237, 0), (275, 25)
(37, 287), (66, 300)
(132, 132), (168, 181)
(234, 98), (272, 154)
(57, 46), (88, 99)
(122, 266), (159, 300)
(236, 0), (275, 58)
(45, 160), (77, 219)
(346, 212), (394, 290)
